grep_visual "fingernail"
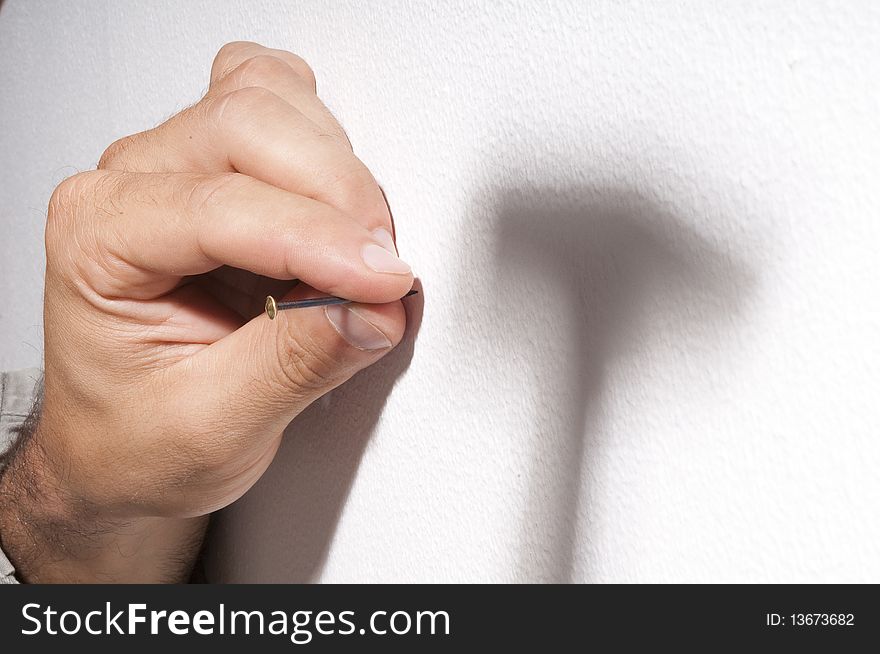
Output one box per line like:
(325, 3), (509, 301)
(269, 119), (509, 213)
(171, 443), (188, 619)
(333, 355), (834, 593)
(371, 227), (398, 254)
(362, 242), (411, 274)
(325, 304), (392, 351)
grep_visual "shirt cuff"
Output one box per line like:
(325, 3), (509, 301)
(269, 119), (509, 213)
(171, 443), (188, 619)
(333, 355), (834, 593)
(0, 545), (18, 584)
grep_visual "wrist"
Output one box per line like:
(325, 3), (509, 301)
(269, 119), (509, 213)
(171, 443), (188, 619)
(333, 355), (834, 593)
(0, 417), (207, 583)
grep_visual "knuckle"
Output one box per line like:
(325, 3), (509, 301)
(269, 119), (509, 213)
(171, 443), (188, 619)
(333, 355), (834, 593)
(183, 172), (252, 221)
(46, 171), (132, 286)
(326, 161), (383, 209)
(230, 54), (297, 88)
(274, 325), (347, 393)
(335, 128), (354, 152)
(209, 86), (279, 127)
(98, 134), (137, 170)
(212, 41), (256, 75)
(314, 125), (354, 153)
(212, 42), (315, 89)
(282, 53), (317, 88)
(46, 171), (98, 239)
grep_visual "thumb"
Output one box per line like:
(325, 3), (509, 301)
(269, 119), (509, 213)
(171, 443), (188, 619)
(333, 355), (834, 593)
(194, 282), (407, 436)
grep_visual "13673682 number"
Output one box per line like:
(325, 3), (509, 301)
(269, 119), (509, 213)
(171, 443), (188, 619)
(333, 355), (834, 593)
(790, 613), (854, 626)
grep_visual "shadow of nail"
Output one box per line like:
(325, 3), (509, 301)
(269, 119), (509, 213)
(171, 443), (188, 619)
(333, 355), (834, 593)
(457, 184), (757, 582)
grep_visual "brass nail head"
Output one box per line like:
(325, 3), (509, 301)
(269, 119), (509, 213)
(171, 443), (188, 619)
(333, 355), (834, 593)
(265, 295), (277, 320)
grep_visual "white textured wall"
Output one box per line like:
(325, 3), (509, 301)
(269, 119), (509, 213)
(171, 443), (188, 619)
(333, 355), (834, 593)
(1, 0), (879, 582)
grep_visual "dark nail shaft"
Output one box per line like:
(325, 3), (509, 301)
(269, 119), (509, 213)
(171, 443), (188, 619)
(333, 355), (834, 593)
(266, 289), (418, 319)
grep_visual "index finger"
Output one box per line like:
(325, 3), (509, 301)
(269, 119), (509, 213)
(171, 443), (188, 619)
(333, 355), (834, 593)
(47, 171), (413, 303)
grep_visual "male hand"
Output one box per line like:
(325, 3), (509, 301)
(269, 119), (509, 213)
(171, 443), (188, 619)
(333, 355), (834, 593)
(0, 42), (413, 582)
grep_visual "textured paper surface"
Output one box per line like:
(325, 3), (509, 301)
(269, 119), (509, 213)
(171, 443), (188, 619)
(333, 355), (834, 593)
(1, 0), (879, 582)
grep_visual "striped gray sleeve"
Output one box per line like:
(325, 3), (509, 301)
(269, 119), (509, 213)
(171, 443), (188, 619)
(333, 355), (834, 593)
(0, 368), (43, 585)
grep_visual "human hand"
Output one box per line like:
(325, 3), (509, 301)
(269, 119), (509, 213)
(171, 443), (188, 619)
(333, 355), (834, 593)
(0, 42), (413, 582)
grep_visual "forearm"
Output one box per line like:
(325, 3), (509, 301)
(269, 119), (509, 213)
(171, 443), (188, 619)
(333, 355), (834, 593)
(0, 415), (207, 583)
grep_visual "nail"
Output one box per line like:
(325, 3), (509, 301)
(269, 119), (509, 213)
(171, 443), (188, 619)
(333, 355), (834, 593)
(362, 242), (411, 274)
(371, 226), (398, 254)
(325, 304), (392, 351)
